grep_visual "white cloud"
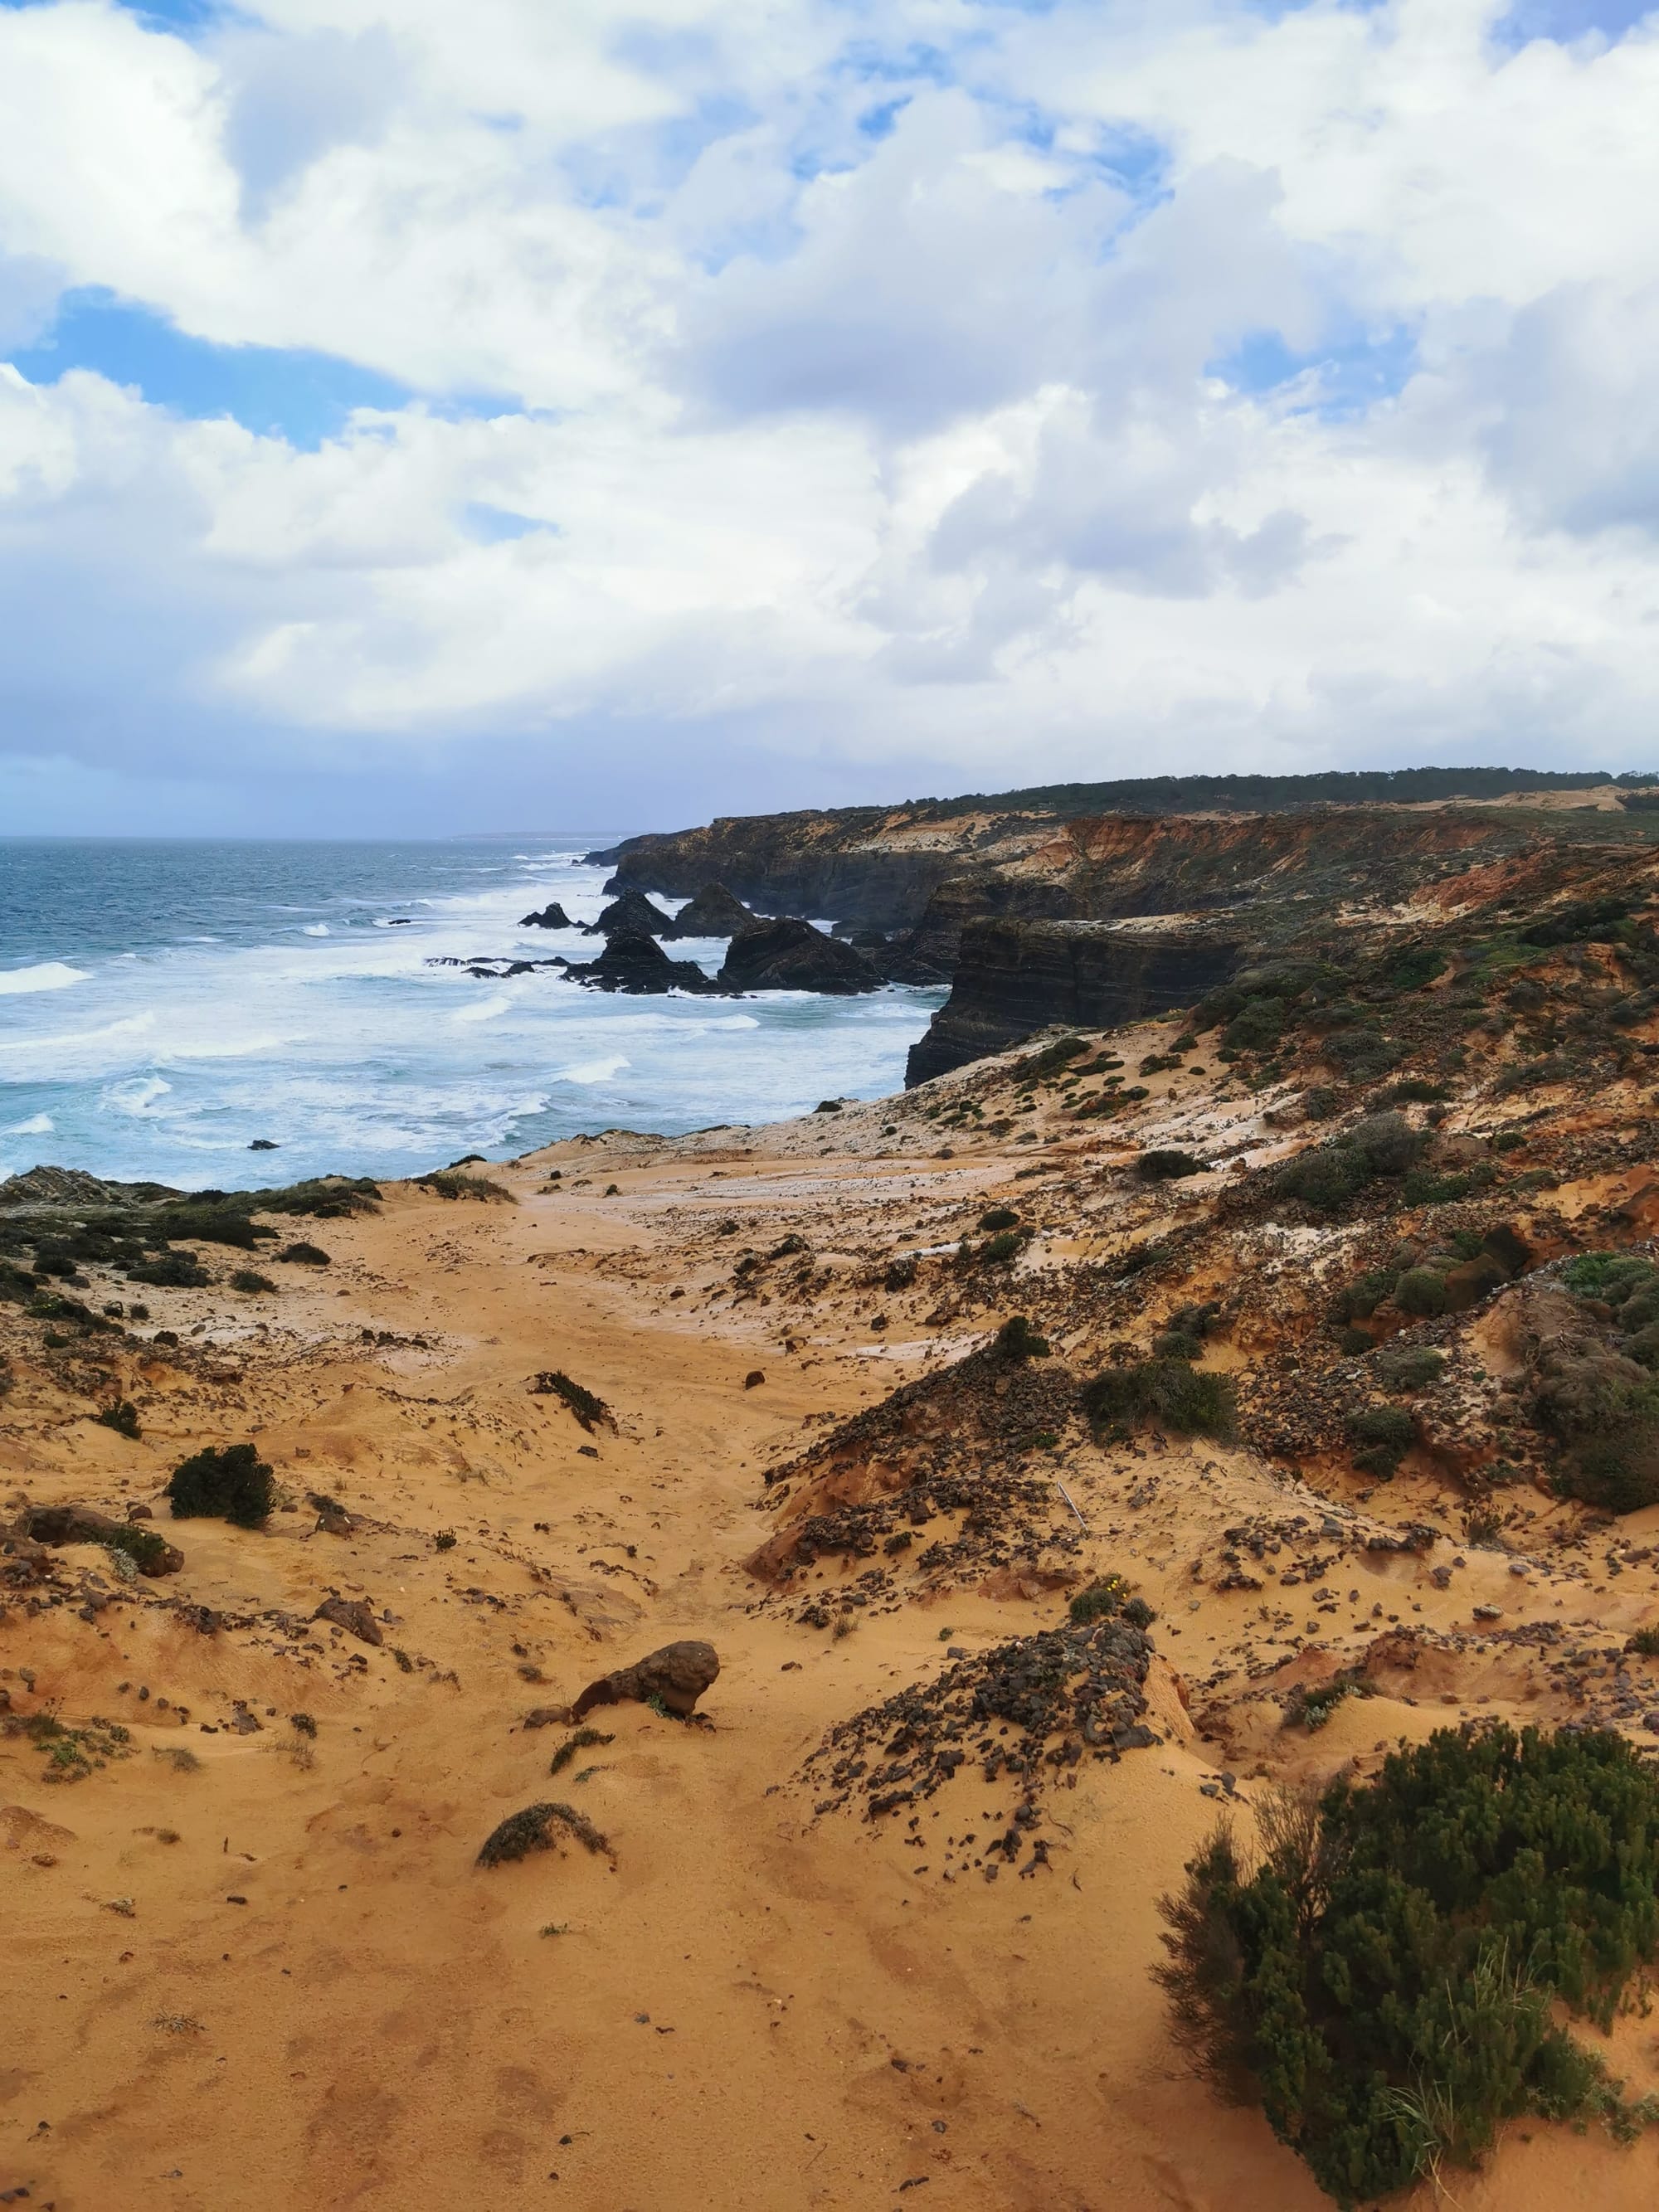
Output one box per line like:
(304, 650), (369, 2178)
(2, 0), (1659, 826)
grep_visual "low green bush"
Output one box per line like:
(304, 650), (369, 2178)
(1535, 1349), (1659, 1513)
(1372, 1347), (1444, 1392)
(1272, 1113), (1428, 1215)
(1393, 1267), (1449, 1317)
(1081, 1359), (1235, 1441)
(164, 1442), (275, 1528)
(1137, 1149), (1204, 1183)
(994, 1315), (1050, 1361)
(1156, 1725), (1659, 2204)
(978, 1207), (1020, 1232)
(979, 1229), (1028, 1264)
(418, 1169), (516, 1203)
(95, 1398), (142, 1440)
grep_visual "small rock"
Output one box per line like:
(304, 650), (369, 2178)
(744, 1370), (766, 1390)
(313, 1596), (383, 1647)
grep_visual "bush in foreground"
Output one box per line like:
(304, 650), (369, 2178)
(164, 1443), (275, 1528)
(1156, 1724), (1659, 2205)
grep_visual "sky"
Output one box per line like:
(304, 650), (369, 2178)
(2, 0), (1659, 834)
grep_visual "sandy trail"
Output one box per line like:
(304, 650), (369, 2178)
(4, 1094), (1658, 2210)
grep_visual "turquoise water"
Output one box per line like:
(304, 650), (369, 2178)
(0, 837), (941, 1189)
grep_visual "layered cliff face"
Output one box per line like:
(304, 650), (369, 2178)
(593, 807), (1055, 929)
(905, 917), (1243, 1084)
(592, 771), (1659, 936)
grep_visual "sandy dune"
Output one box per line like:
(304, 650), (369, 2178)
(5, 1061), (1659, 2210)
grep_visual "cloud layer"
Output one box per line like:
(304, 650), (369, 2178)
(2, 0), (1658, 829)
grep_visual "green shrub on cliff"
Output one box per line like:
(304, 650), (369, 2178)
(1082, 1359), (1234, 1441)
(1156, 1724), (1659, 2205)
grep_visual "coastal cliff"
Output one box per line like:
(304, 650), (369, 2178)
(905, 916), (1242, 1083)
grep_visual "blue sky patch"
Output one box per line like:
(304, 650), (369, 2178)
(1209, 321), (1418, 418)
(12, 292), (416, 446)
(1497, 0), (1657, 40)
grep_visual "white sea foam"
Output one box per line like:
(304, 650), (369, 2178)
(103, 1075), (173, 1116)
(302, 923), (330, 936)
(5, 1112), (54, 1135)
(0, 960), (90, 994)
(554, 1054), (630, 1084)
(451, 992), (513, 1025)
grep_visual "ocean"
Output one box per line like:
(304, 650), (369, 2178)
(0, 838), (944, 1189)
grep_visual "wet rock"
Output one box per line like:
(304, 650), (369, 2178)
(718, 916), (882, 996)
(314, 1596), (383, 1646)
(571, 1640), (720, 1720)
(665, 882), (752, 938)
(519, 902), (574, 929)
(565, 931), (721, 996)
(586, 890), (676, 938)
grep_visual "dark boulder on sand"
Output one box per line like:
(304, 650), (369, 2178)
(718, 916), (882, 995)
(519, 901), (574, 929)
(665, 882), (752, 939)
(572, 1639), (720, 1720)
(566, 931), (720, 995)
(586, 890), (675, 938)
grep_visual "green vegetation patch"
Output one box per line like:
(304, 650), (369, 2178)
(1081, 1359), (1235, 1441)
(476, 1801), (613, 1867)
(164, 1442), (275, 1529)
(1157, 1724), (1659, 2205)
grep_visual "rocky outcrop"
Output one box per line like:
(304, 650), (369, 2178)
(586, 890), (676, 938)
(906, 917), (1241, 1085)
(665, 881), (752, 938)
(518, 902), (573, 929)
(566, 931), (720, 994)
(718, 916), (882, 995)
(571, 1639), (720, 1719)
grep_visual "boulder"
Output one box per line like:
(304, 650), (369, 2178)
(666, 882), (752, 939)
(314, 1595), (383, 1646)
(565, 931), (721, 995)
(586, 890), (675, 938)
(571, 1639), (720, 1720)
(519, 902), (574, 930)
(718, 916), (882, 996)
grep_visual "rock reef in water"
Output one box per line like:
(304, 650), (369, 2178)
(565, 930), (721, 994)
(586, 890), (677, 938)
(518, 902), (574, 929)
(717, 916), (882, 995)
(665, 881), (752, 938)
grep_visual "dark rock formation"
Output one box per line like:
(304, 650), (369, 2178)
(519, 902), (573, 929)
(565, 931), (720, 995)
(22, 1504), (183, 1576)
(906, 918), (1241, 1085)
(586, 890), (676, 938)
(571, 1640), (720, 1720)
(314, 1595), (382, 1646)
(718, 916), (882, 995)
(665, 881), (752, 938)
